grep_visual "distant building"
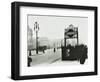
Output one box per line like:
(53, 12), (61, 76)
(27, 26), (34, 50)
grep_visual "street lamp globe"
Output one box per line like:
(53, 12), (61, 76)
(34, 22), (39, 31)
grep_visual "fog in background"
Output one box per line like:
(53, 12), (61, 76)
(27, 15), (88, 49)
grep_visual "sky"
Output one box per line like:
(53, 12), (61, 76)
(28, 14), (88, 45)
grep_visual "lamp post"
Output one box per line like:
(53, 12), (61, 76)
(34, 22), (39, 54)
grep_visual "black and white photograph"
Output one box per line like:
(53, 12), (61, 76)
(11, 2), (97, 80)
(27, 15), (88, 67)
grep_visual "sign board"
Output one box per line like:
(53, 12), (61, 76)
(65, 28), (78, 38)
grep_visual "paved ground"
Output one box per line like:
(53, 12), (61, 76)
(29, 49), (61, 66)
(28, 48), (88, 67)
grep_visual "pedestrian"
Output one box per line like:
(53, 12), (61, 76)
(28, 57), (32, 67)
(43, 49), (45, 53)
(54, 48), (56, 53)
